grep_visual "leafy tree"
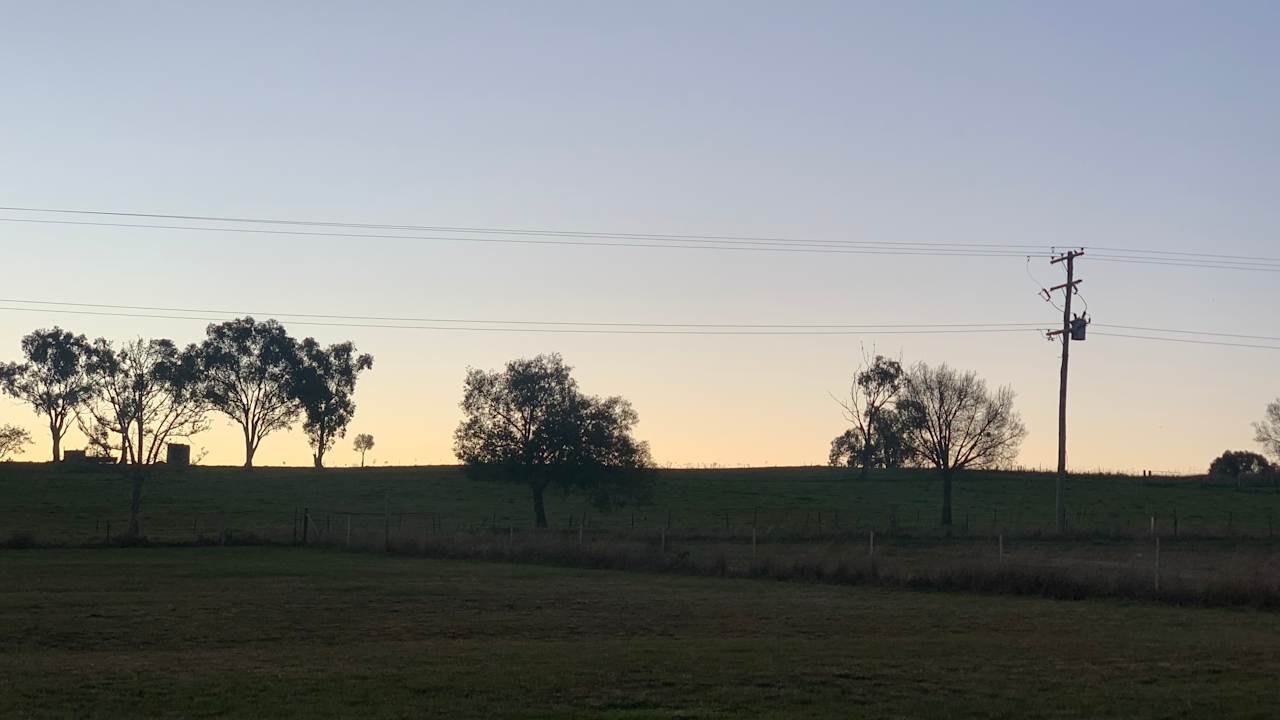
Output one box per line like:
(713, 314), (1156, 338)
(897, 362), (1026, 527)
(453, 354), (652, 528)
(0, 424), (32, 461)
(1208, 450), (1272, 488)
(828, 409), (915, 470)
(292, 339), (373, 468)
(834, 354), (905, 480)
(80, 338), (209, 465)
(1255, 399), (1280, 462)
(195, 318), (302, 468)
(0, 327), (96, 461)
(353, 433), (375, 467)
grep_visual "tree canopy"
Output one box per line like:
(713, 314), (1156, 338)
(0, 424), (31, 461)
(453, 354), (652, 528)
(0, 327), (96, 461)
(1209, 449), (1272, 485)
(80, 337), (208, 465)
(353, 433), (375, 467)
(195, 318), (302, 468)
(834, 354), (906, 479)
(292, 339), (373, 468)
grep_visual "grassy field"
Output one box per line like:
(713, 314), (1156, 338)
(1, 463), (1278, 544)
(2, 547), (1279, 719)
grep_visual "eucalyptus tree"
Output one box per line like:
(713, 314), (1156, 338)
(453, 354), (652, 528)
(292, 339), (373, 468)
(195, 318), (302, 468)
(353, 433), (375, 467)
(0, 327), (96, 461)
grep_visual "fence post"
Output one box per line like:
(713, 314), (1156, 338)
(507, 524), (513, 558)
(303, 508), (310, 545)
(869, 529), (875, 558)
(1173, 509), (1179, 538)
(346, 514), (352, 548)
(1149, 515), (1155, 537)
(1154, 536), (1161, 593)
(292, 508), (298, 545)
(998, 534), (1004, 563)
(105, 521), (111, 543)
(578, 517), (584, 547)
(751, 526), (757, 562)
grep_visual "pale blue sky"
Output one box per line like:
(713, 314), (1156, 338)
(1, 2), (1277, 470)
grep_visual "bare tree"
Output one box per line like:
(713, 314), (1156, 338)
(833, 352), (904, 480)
(0, 425), (32, 461)
(353, 433), (375, 467)
(1, 328), (96, 461)
(80, 338), (209, 465)
(1255, 399), (1280, 462)
(79, 337), (209, 538)
(898, 362), (1026, 527)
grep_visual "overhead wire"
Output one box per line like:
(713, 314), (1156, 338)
(0, 303), (1050, 336)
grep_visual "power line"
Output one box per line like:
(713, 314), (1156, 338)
(1094, 324), (1280, 343)
(0, 299), (1274, 349)
(0, 298), (1047, 330)
(0, 205), (1055, 252)
(1091, 331), (1280, 351)
(0, 304), (1050, 336)
(1089, 256), (1280, 273)
(5, 205), (1277, 268)
(0, 217), (1043, 259)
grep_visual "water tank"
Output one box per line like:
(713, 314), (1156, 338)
(166, 443), (191, 468)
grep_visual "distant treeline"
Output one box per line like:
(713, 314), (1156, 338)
(0, 318), (372, 469)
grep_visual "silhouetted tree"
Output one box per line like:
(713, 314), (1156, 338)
(0, 425), (31, 461)
(834, 354), (904, 480)
(195, 318), (301, 468)
(0, 328), (96, 461)
(453, 354), (652, 528)
(293, 339), (373, 468)
(80, 338), (209, 465)
(79, 337), (209, 538)
(1255, 399), (1280, 462)
(828, 409), (915, 470)
(897, 362), (1026, 527)
(1209, 450), (1272, 489)
(353, 433), (375, 467)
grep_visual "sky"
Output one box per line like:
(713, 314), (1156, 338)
(1, 1), (1277, 472)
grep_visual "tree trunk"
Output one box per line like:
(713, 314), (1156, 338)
(243, 433), (255, 469)
(50, 425), (61, 463)
(127, 470), (145, 539)
(941, 469), (953, 527)
(859, 443), (872, 481)
(313, 451), (324, 469)
(360, 451), (366, 468)
(531, 483), (548, 529)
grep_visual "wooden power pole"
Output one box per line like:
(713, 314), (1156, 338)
(1047, 249), (1085, 534)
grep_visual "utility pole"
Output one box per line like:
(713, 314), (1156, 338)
(1046, 249), (1085, 534)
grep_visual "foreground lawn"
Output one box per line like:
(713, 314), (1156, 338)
(1, 548), (1278, 718)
